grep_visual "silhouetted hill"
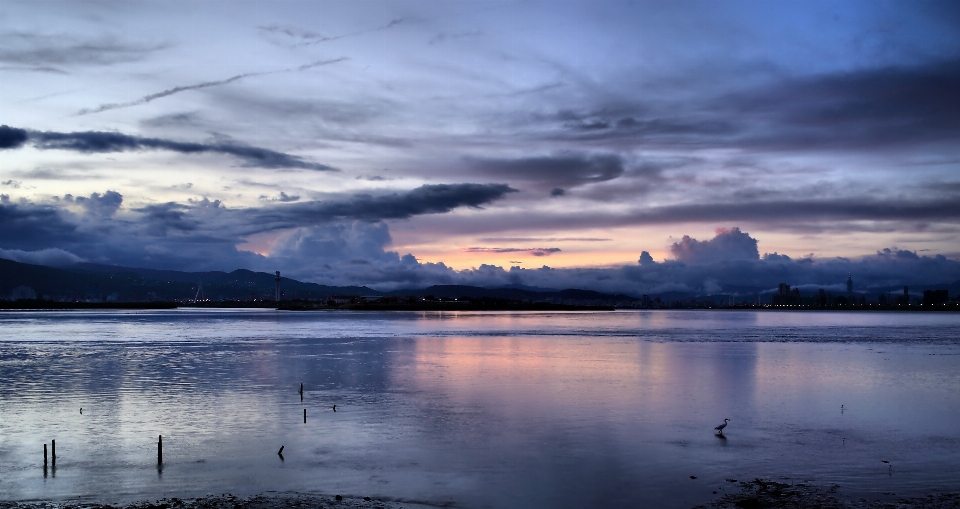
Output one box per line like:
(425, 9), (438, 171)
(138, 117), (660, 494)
(0, 260), (638, 306)
(1, 259), (378, 302)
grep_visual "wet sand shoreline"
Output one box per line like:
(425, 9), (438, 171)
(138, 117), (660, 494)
(0, 493), (435, 509)
(3, 482), (959, 509)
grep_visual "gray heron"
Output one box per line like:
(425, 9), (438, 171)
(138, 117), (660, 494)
(715, 418), (730, 435)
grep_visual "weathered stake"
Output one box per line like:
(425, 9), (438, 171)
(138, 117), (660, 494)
(44, 443), (48, 467)
(304, 408), (307, 423)
(158, 435), (163, 465)
(51, 439), (56, 467)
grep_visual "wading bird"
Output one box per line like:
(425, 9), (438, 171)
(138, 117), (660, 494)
(715, 419), (730, 435)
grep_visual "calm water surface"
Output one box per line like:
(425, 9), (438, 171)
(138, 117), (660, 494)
(1, 310), (959, 508)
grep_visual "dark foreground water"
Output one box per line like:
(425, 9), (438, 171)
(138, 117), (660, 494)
(1, 310), (958, 508)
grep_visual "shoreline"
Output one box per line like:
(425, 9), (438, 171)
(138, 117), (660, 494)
(693, 479), (960, 509)
(2, 483), (960, 509)
(0, 492), (439, 509)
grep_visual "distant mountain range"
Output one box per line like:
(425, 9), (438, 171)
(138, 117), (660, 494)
(2, 258), (957, 307)
(0, 259), (639, 306)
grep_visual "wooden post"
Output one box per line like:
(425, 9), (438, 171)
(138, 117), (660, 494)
(304, 408), (307, 423)
(44, 443), (47, 467)
(51, 440), (55, 467)
(300, 383), (303, 402)
(158, 435), (162, 465)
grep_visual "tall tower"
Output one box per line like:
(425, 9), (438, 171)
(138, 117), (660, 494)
(846, 274), (853, 297)
(275, 271), (281, 302)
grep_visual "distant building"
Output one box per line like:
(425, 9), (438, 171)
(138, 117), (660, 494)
(897, 286), (910, 306)
(923, 289), (949, 306)
(846, 275), (853, 298)
(10, 286), (37, 300)
(772, 283), (801, 306)
(817, 288), (828, 307)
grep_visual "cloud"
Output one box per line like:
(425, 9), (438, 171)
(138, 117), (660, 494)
(243, 183), (517, 232)
(9, 127), (336, 171)
(0, 65), (69, 74)
(727, 58), (960, 150)
(0, 198), (81, 251)
(429, 30), (483, 45)
(670, 227), (759, 263)
(480, 237), (611, 242)
(131, 203), (200, 236)
(0, 125), (28, 149)
(259, 19), (403, 47)
(3, 191), (959, 293)
(74, 191), (123, 217)
(0, 184), (515, 272)
(76, 57), (348, 115)
(0, 247), (84, 267)
(464, 247), (562, 257)
(0, 32), (165, 66)
(638, 251), (655, 265)
(547, 59), (960, 152)
(466, 153), (625, 189)
(260, 192), (300, 203)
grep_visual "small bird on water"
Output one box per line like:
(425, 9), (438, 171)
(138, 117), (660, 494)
(332, 404), (337, 412)
(715, 418), (730, 435)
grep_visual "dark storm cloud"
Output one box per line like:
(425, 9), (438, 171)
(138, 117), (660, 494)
(0, 32), (165, 66)
(0, 184), (515, 272)
(0, 198), (80, 250)
(131, 203), (200, 236)
(670, 227), (759, 263)
(464, 247), (562, 257)
(7, 127), (336, 171)
(727, 58), (960, 149)
(0, 125), (28, 149)
(77, 57), (348, 115)
(466, 153), (624, 188)
(545, 59), (960, 151)
(244, 183), (517, 231)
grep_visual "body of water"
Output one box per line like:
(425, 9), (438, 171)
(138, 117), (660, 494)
(1, 309), (958, 508)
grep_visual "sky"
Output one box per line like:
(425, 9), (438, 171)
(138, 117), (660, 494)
(2, 0), (960, 294)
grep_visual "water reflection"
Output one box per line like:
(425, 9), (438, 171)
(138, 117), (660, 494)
(0, 310), (958, 508)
